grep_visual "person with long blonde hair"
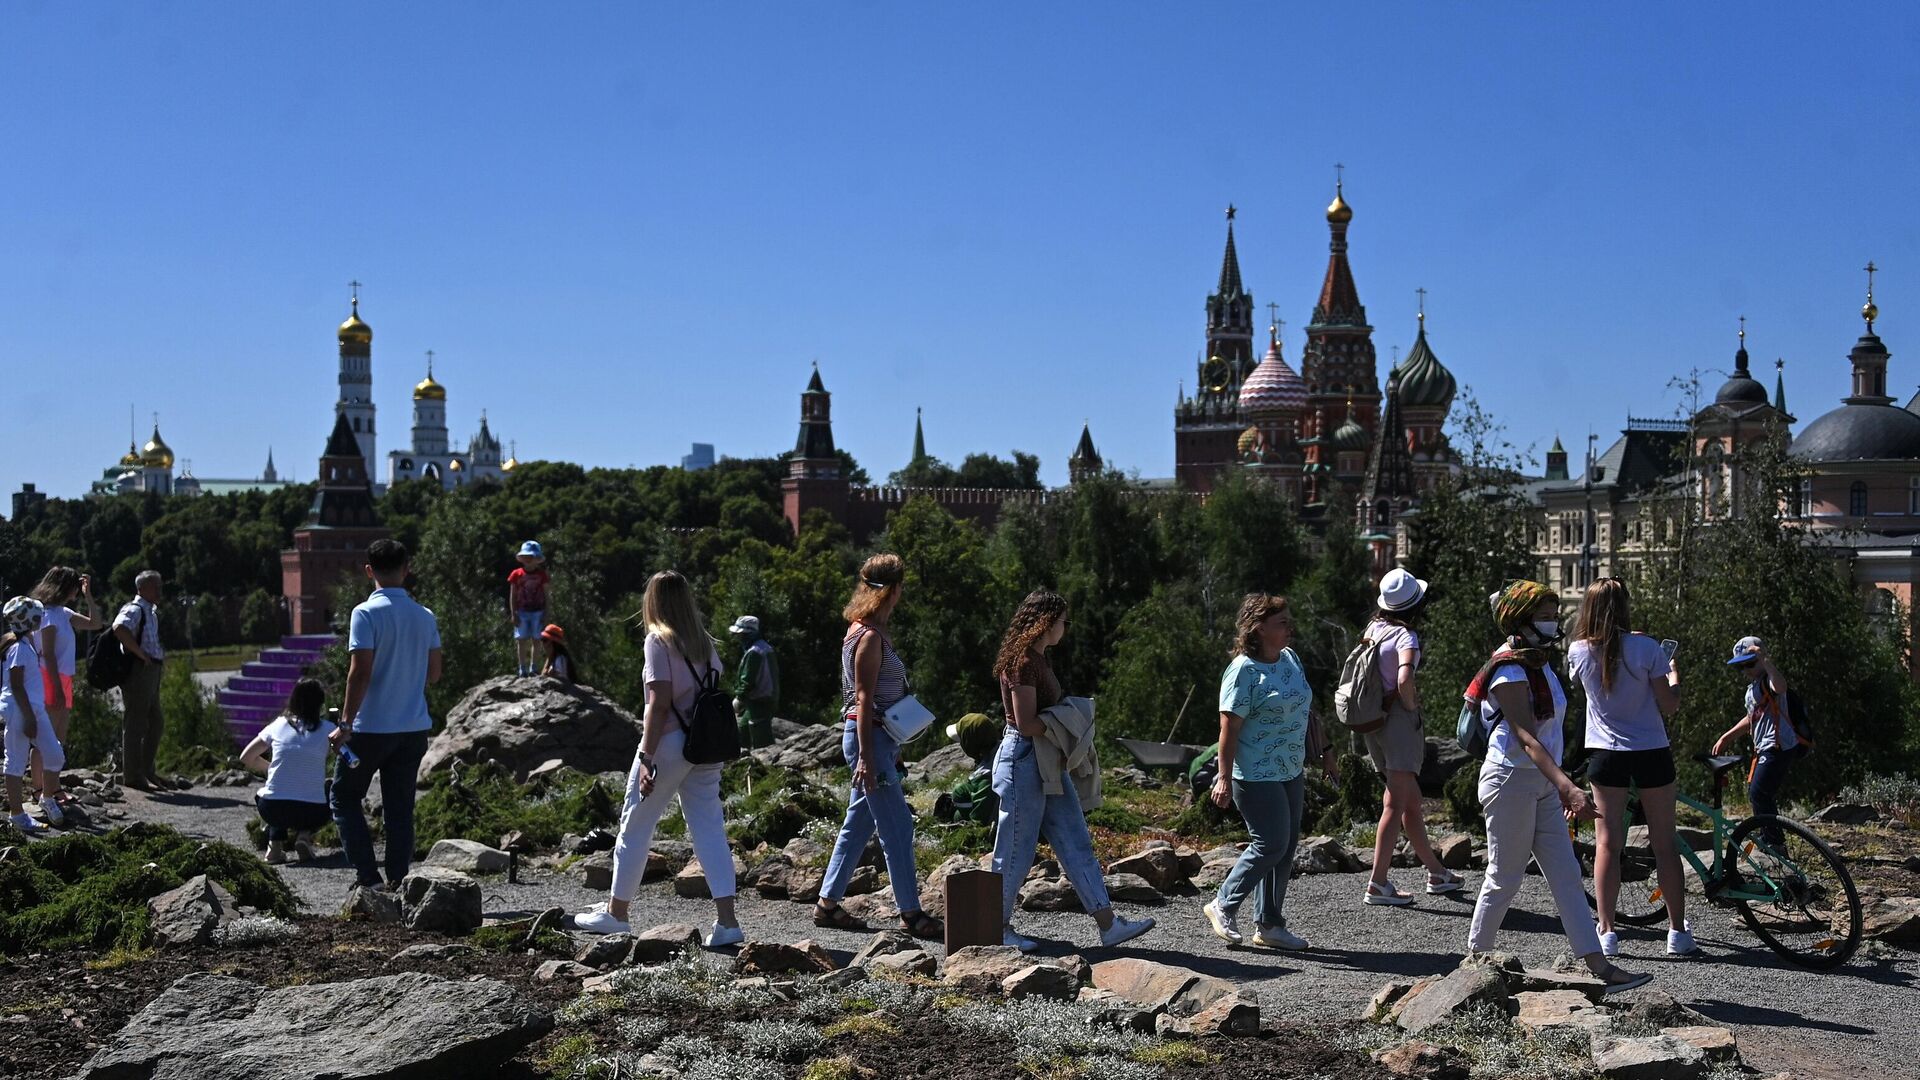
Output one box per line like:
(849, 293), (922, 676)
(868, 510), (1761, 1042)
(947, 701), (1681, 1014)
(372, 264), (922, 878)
(991, 589), (1154, 952)
(574, 570), (743, 945)
(1568, 578), (1690, 958)
(814, 554), (943, 941)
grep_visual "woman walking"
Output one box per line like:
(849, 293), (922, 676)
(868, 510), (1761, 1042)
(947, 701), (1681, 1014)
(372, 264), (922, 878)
(28, 568), (102, 801)
(1202, 594), (1330, 949)
(573, 571), (742, 947)
(992, 590), (1154, 951)
(1467, 580), (1651, 993)
(813, 554), (943, 941)
(239, 678), (336, 864)
(1568, 579), (1693, 958)
(1361, 568), (1464, 906)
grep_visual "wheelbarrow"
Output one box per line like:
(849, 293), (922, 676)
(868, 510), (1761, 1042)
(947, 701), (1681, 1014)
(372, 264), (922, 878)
(1116, 684), (1204, 773)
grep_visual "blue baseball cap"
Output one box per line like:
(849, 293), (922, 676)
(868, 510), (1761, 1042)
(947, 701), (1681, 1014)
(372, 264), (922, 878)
(1726, 636), (1763, 665)
(518, 540), (544, 559)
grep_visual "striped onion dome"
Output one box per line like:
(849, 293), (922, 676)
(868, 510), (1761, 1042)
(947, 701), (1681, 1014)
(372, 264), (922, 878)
(1238, 335), (1308, 415)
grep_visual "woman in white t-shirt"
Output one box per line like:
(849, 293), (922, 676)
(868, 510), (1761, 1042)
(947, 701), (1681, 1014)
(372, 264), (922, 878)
(1468, 581), (1651, 994)
(239, 678), (336, 864)
(29, 567), (103, 799)
(573, 571), (742, 947)
(1360, 569), (1464, 907)
(1568, 579), (1691, 959)
(2, 597), (68, 832)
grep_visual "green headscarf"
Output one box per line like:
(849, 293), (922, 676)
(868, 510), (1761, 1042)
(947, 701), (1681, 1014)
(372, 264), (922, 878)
(1491, 579), (1559, 638)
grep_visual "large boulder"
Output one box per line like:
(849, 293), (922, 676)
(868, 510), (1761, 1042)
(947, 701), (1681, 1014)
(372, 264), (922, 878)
(1108, 847), (1189, 892)
(1102, 873), (1166, 905)
(1295, 835), (1365, 874)
(942, 945), (1030, 994)
(399, 868), (484, 934)
(908, 743), (976, 784)
(148, 874), (239, 947)
(631, 924), (704, 963)
(418, 676), (643, 782)
(1418, 737), (1473, 796)
(752, 723), (846, 771)
(74, 971), (551, 1080)
(733, 941), (835, 976)
(425, 839), (511, 875)
(1394, 964), (1510, 1034)
(1003, 964), (1080, 1001)
(1863, 897), (1920, 945)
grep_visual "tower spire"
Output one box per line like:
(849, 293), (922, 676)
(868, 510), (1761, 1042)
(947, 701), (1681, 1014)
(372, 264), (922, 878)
(1864, 260), (1880, 331)
(1774, 358), (1788, 415)
(912, 407), (927, 464)
(1735, 315), (1751, 375)
(1217, 204), (1244, 297)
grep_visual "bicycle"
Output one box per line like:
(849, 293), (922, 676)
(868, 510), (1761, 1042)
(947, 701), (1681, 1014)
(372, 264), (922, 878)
(1573, 752), (1862, 969)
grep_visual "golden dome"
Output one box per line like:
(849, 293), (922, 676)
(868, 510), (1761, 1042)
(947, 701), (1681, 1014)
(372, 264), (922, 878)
(1326, 186), (1353, 224)
(1864, 301), (1880, 326)
(1237, 426), (1262, 456)
(502, 456), (518, 472)
(338, 298), (373, 345)
(119, 445), (142, 466)
(414, 374), (446, 400)
(142, 427), (174, 469)
(448, 457), (463, 471)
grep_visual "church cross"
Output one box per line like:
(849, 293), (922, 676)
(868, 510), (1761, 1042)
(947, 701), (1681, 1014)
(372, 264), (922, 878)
(1334, 162), (1345, 190)
(1415, 287), (1427, 323)
(425, 349), (435, 376)
(348, 280), (362, 304)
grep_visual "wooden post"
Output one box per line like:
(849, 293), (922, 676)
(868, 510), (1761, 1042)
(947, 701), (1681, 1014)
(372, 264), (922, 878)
(943, 868), (1003, 952)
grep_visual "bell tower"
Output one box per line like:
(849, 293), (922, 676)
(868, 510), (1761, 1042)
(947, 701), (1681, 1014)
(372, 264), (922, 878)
(1174, 206), (1257, 492)
(334, 282), (378, 474)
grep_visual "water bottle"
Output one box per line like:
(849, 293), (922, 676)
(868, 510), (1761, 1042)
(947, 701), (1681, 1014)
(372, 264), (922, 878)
(339, 743), (360, 769)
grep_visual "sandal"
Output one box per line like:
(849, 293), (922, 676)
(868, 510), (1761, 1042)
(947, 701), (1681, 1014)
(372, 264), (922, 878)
(1597, 963), (1654, 995)
(1364, 880), (1414, 907)
(813, 901), (868, 932)
(900, 910), (944, 942)
(1426, 870), (1465, 895)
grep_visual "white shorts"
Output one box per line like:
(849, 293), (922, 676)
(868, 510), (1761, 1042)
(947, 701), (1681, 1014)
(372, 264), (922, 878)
(3, 704), (65, 778)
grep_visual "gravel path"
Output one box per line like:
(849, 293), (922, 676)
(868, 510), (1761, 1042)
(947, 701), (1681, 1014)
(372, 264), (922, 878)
(118, 784), (1918, 1079)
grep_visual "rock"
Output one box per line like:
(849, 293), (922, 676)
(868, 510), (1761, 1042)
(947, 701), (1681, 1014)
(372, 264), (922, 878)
(148, 874), (239, 947)
(1418, 737), (1473, 796)
(497, 830), (532, 853)
(784, 865), (827, 904)
(1511, 966), (1607, 1003)
(578, 853), (613, 892)
(1364, 979), (1418, 1023)
(1808, 802), (1879, 825)
(1180, 993), (1261, 1036)
(1618, 990), (1711, 1031)
(1191, 858), (1237, 891)
(1372, 1040), (1471, 1080)
(1019, 877), (1083, 912)
(783, 836), (829, 865)
(1394, 964), (1509, 1034)
(870, 949), (938, 977)
(419, 675), (644, 781)
(851, 930), (919, 967)
(674, 855), (748, 899)
(1077, 987), (1156, 1033)
(341, 884), (402, 924)
(1109, 847), (1188, 892)
(1590, 1034), (1707, 1080)
(425, 839), (511, 875)
(525, 758), (568, 784)
(1102, 873), (1166, 905)
(1661, 1026), (1739, 1063)
(399, 867), (484, 935)
(907, 743), (975, 784)
(1433, 834), (1474, 871)
(1295, 835), (1365, 874)
(1089, 957), (1235, 1018)
(845, 864), (882, 896)
(752, 723), (845, 771)
(1513, 990), (1600, 1035)
(74, 971), (551, 1080)
(926, 853), (977, 896)
(818, 966), (870, 990)
(573, 934), (635, 970)
(535, 960), (596, 983)
(1863, 897), (1920, 944)
(631, 924), (703, 963)
(390, 943), (480, 963)
(745, 854), (793, 896)
(1003, 963), (1080, 1001)
(838, 893), (899, 923)
(1053, 953), (1091, 985)
(942, 945), (1030, 994)
(734, 941), (834, 977)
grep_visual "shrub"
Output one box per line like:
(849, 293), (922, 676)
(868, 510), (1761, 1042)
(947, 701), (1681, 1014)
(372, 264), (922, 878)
(409, 761), (620, 856)
(155, 659), (239, 774)
(1444, 762), (1485, 836)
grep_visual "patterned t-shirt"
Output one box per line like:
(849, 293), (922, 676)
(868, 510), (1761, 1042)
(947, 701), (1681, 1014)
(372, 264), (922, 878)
(1218, 648), (1312, 783)
(509, 567), (550, 612)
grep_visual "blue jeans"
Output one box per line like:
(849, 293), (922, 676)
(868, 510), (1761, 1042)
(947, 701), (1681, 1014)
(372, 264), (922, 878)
(991, 732), (1109, 924)
(330, 729), (430, 887)
(1749, 749), (1794, 847)
(1216, 775), (1306, 928)
(822, 720), (923, 912)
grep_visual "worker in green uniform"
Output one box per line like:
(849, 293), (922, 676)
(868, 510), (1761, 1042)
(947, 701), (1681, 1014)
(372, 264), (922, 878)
(729, 616), (780, 749)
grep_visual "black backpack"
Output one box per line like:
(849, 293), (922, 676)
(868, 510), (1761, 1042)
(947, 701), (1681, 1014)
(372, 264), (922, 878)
(1785, 689), (1815, 757)
(84, 606), (144, 691)
(675, 647), (741, 766)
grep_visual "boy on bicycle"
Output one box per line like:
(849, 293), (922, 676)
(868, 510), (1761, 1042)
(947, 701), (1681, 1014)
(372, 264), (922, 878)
(1712, 636), (1796, 846)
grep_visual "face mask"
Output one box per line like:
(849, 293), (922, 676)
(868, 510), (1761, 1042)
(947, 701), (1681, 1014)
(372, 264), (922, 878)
(1530, 620), (1560, 643)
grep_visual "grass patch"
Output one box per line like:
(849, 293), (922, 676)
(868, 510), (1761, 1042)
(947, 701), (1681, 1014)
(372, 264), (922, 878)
(409, 761), (620, 856)
(0, 822), (297, 954)
(1127, 1041), (1220, 1068)
(468, 922), (573, 956)
(534, 1033), (602, 1077)
(82, 945), (157, 970)
(721, 758), (845, 850)
(799, 1058), (866, 1080)
(821, 1013), (901, 1039)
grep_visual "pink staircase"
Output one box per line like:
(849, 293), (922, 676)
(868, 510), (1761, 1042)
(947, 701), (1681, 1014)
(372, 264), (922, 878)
(216, 633), (337, 745)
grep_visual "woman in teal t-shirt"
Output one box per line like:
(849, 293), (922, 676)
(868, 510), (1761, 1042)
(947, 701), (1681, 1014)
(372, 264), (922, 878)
(1201, 593), (1331, 950)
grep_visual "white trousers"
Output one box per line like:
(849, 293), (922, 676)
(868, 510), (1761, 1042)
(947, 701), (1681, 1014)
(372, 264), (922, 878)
(3, 704), (64, 780)
(608, 727), (735, 903)
(1468, 761), (1602, 958)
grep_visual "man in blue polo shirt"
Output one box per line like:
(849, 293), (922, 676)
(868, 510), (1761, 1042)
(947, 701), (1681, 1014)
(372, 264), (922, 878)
(331, 539), (442, 889)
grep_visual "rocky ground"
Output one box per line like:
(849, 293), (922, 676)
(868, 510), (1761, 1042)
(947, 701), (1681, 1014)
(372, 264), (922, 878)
(1, 774), (1911, 1080)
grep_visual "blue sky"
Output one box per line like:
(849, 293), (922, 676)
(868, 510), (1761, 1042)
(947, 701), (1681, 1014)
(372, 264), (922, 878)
(5, 4), (1919, 500)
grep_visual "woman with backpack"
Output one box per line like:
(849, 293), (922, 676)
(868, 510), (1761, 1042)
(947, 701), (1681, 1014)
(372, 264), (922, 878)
(1202, 593), (1330, 950)
(1568, 579), (1693, 959)
(992, 589), (1155, 952)
(814, 554), (944, 942)
(1467, 580), (1652, 993)
(573, 571), (743, 947)
(1360, 568), (1465, 906)
(239, 678), (336, 864)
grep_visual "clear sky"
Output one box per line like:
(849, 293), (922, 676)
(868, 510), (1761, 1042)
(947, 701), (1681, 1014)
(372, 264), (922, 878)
(6, 3), (1919, 500)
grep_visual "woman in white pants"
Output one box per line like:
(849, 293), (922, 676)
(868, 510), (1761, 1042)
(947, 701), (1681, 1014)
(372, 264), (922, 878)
(573, 571), (742, 946)
(1466, 580), (1651, 994)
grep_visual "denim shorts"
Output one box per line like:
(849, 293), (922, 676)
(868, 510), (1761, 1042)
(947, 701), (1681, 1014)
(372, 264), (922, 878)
(513, 610), (545, 639)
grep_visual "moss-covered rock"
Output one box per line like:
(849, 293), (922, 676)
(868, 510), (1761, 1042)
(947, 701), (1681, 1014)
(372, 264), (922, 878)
(409, 761), (621, 856)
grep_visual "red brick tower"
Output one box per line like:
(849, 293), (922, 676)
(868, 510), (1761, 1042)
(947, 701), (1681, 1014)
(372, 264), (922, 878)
(280, 412), (390, 634)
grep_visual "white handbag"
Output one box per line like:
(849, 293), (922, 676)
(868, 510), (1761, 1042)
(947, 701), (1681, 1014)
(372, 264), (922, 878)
(882, 694), (936, 744)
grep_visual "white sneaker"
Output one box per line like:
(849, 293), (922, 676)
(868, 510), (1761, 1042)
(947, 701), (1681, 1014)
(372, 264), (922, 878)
(1100, 915), (1155, 948)
(9, 812), (41, 834)
(38, 797), (64, 827)
(1598, 930), (1620, 957)
(1251, 924), (1309, 950)
(705, 923), (744, 948)
(1666, 924), (1699, 957)
(573, 904), (631, 935)
(264, 841), (288, 865)
(1203, 899), (1244, 945)
(1003, 927), (1038, 953)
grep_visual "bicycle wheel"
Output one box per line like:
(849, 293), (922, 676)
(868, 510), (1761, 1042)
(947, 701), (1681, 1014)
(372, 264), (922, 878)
(1572, 817), (1668, 925)
(1725, 815), (1863, 969)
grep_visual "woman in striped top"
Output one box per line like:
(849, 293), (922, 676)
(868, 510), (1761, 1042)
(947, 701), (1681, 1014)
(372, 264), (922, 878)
(815, 554), (943, 941)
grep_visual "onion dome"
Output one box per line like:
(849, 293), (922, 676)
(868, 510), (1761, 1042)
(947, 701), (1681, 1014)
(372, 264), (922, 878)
(414, 375), (445, 400)
(338, 296), (372, 346)
(448, 457), (464, 472)
(502, 441), (519, 472)
(1237, 426), (1262, 457)
(1714, 322), (1768, 405)
(141, 426), (174, 469)
(1239, 330), (1309, 415)
(1393, 315), (1457, 411)
(1791, 405), (1920, 461)
(119, 444), (142, 466)
(1326, 183), (1352, 224)
(1332, 414), (1369, 453)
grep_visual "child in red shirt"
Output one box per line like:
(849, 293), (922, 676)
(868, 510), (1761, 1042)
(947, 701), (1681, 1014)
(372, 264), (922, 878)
(508, 541), (550, 676)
